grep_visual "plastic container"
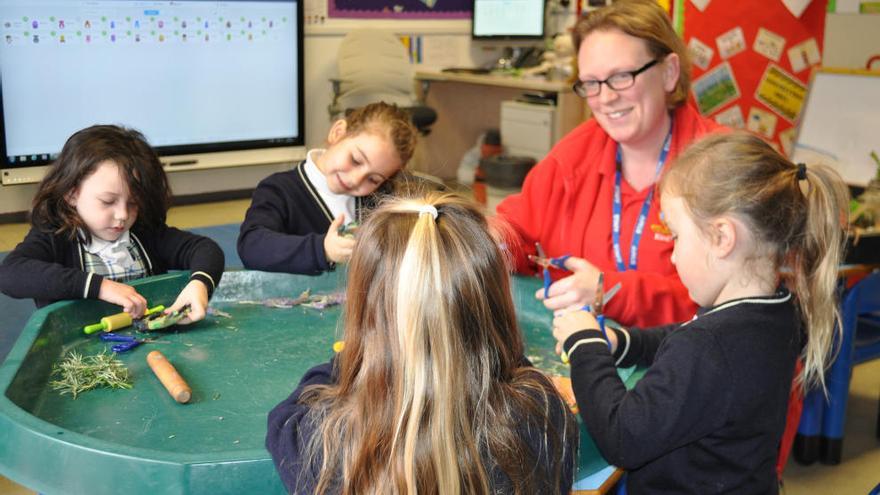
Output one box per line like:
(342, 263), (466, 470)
(472, 129), (502, 205)
(480, 154), (537, 189)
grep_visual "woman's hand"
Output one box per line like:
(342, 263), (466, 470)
(536, 256), (602, 314)
(324, 215), (356, 264)
(168, 279), (209, 324)
(98, 279), (147, 318)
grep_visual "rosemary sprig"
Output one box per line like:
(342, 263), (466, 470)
(49, 351), (133, 399)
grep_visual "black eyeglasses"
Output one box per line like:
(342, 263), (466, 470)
(572, 58), (661, 98)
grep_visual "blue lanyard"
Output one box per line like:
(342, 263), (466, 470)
(612, 125), (673, 272)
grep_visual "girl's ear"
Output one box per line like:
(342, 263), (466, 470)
(327, 119), (348, 146)
(709, 216), (737, 259)
(65, 189), (79, 207)
(662, 52), (681, 94)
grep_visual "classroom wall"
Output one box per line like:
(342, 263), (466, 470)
(823, 13), (880, 69)
(3, 6), (870, 216)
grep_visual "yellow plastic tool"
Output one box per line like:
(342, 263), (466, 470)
(83, 305), (164, 334)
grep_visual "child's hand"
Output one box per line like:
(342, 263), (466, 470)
(537, 256), (602, 313)
(552, 310), (604, 355)
(99, 279), (148, 318)
(324, 215), (356, 264)
(167, 280), (209, 324)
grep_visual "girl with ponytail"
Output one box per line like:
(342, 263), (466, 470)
(552, 131), (849, 493)
(267, 192), (577, 494)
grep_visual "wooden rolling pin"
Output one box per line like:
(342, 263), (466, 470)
(147, 350), (192, 404)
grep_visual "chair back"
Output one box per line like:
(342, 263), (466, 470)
(335, 29), (414, 110)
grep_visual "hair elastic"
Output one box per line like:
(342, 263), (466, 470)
(414, 204), (439, 220)
(796, 163), (807, 181)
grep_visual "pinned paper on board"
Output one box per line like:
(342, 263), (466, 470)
(692, 62), (740, 116)
(421, 35), (464, 70)
(778, 127), (796, 157)
(714, 105), (745, 128)
(755, 64), (806, 122)
(782, 0), (813, 18)
(787, 38), (821, 73)
(747, 107), (779, 138)
(716, 27), (747, 60)
(753, 28), (786, 62)
(689, 0), (711, 12)
(688, 37), (714, 70)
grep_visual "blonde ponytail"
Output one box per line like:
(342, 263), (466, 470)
(788, 163), (849, 391)
(300, 192), (575, 494)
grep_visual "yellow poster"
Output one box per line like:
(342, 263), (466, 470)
(754, 64), (807, 122)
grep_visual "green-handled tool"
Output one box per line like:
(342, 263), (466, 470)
(83, 305), (165, 334)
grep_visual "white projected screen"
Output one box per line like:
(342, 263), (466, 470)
(0, 0), (301, 168)
(473, 0), (544, 38)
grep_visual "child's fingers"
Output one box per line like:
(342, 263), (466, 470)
(126, 292), (148, 319)
(337, 236), (356, 251)
(181, 302), (206, 324)
(100, 279), (147, 317)
(330, 236), (356, 263)
(168, 280), (209, 325)
(327, 214), (346, 233)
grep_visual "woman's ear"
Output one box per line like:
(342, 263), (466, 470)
(327, 119), (348, 145)
(662, 52), (681, 94)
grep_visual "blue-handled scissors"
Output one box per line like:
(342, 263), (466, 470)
(560, 275), (619, 364)
(99, 333), (165, 353)
(530, 242), (571, 299)
(592, 273), (612, 350)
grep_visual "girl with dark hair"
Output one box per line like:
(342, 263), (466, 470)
(0, 124), (224, 323)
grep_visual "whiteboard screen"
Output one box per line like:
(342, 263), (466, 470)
(792, 70), (880, 187)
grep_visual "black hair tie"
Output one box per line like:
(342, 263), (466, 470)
(796, 163), (807, 181)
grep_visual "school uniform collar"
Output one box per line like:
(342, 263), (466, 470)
(80, 230), (138, 271)
(81, 230), (132, 256)
(685, 288), (792, 327)
(298, 151), (359, 223)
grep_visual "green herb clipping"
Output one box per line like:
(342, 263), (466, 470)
(49, 351), (133, 399)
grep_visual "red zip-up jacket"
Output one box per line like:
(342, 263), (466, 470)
(497, 104), (722, 327)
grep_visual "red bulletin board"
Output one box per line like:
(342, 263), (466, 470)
(682, 0), (828, 156)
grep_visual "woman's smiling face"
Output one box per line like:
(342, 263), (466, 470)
(576, 28), (679, 149)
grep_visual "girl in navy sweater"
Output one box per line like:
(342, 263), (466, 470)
(552, 132), (849, 493)
(0, 125), (224, 323)
(267, 193), (577, 494)
(237, 102), (418, 275)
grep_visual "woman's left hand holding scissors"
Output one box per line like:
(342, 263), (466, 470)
(536, 256), (603, 315)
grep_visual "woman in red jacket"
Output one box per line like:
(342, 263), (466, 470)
(497, 0), (722, 327)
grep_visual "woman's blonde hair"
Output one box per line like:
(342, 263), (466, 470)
(661, 132), (850, 391)
(572, 0), (691, 109)
(342, 102), (418, 166)
(300, 191), (575, 494)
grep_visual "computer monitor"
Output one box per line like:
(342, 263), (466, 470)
(471, 0), (546, 40)
(0, 0), (305, 185)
